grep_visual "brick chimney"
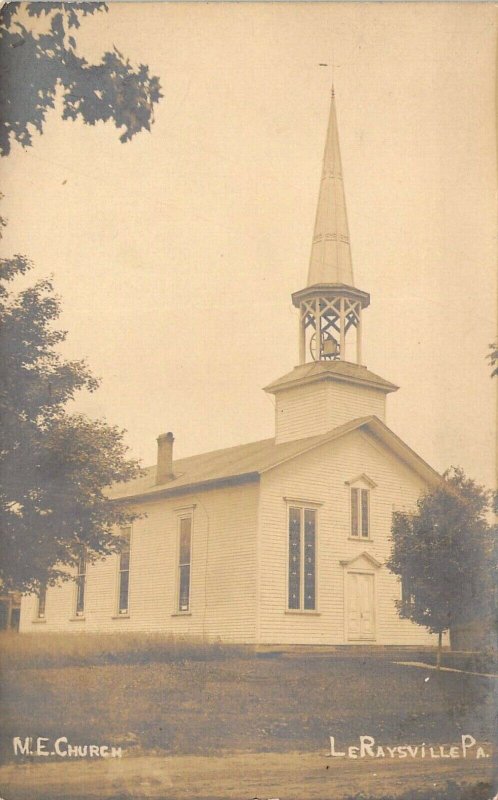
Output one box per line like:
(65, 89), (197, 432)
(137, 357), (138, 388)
(156, 432), (174, 484)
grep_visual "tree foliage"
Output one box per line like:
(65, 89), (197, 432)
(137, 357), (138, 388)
(387, 468), (496, 641)
(0, 2), (163, 593)
(0, 257), (142, 593)
(0, 2), (162, 156)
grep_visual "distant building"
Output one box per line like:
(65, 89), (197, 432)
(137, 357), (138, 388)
(20, 91), (442, 646)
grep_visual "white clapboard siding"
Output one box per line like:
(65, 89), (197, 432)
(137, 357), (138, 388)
(20, 427), (445, 647)
(20, 483), (259, 642)
(275, 382), (328, 443)
(258, 428), (440, 646)
(275, 381), (386, 443)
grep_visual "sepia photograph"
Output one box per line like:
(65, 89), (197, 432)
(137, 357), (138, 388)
(0, 2), (496, 799)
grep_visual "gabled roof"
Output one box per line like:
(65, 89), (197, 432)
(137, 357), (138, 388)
(264, 360), (398, 394)
(108, 416), (440, 503)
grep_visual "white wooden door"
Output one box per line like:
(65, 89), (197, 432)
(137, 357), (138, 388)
(346, 572), (375, 640)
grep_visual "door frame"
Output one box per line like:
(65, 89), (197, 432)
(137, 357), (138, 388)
(340, 551), (381, 643)
(344, 568), (377, 642)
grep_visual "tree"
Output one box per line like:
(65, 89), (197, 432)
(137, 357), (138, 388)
(0, 2), (162, 157)
(0, 256), (142, 593)
(387, 468), (496, 668)
(0, 2), (161, 593)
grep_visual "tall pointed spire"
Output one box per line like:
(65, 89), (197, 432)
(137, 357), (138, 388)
(308, 88), (353, 288)
(291, 88), (369, 366)
(265, 85), (396, 447)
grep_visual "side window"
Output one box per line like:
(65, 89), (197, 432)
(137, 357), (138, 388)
(401, 577), (414, 605)
(37, 585), (47, 619)
(178, 515), (192, 612)
(118, 527), (131, 615)
(74, 552), (86, 617)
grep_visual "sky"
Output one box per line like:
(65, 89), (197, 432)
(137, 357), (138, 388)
(1, 2), (496, 488)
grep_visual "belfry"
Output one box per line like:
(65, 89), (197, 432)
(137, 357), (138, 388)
(265, 89), (398, 443)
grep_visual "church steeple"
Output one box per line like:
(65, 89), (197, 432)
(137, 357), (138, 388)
(292, 88), (369, 366)
(308, 87), (353, 287)
(264, 88), (398, 445)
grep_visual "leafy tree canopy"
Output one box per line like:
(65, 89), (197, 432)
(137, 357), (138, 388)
(387, 467), (496, 641)
(0, 2), (163, 594)
(0, 2), (162, 156)
(0, 256), (142, 593)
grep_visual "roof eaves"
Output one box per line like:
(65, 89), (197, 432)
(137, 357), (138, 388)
(110, 471), (260, 503)
(363, 418), (441, 486)
(265, 369), (398, 395)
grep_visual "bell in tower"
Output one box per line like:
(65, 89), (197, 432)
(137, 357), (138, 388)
(293, 283), (370, 365)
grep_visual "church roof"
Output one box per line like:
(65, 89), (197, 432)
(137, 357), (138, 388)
(108, 415), (439, 503)
(264, 360), (398, 394)
(308, 88), (354, 287)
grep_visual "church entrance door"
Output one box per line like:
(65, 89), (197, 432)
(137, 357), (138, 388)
(346, 571), (375, 641)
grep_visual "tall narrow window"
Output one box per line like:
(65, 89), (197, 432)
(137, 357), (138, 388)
(288, 506), (316, 611)
(361, 489), (369, 537)
(118, 527), (131, 615)
(303, 509), (316, 610)
(350, 488), (359, 537)
(288, 507), (301, 609)
(351, 488), (370, 538)
(178, 516), (192, 612)
(401, 576), (414, 605)
(37, 585), (47, 619)
(75, 553), (86, 616)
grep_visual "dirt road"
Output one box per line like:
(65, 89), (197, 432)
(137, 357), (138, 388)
(0, 749), (495, 800)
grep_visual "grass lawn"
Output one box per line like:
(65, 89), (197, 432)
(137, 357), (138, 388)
(1, 652), (495, 761)
(0, 636), (496, 799)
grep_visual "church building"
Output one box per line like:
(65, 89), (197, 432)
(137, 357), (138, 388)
(20, 91), (441, 646)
